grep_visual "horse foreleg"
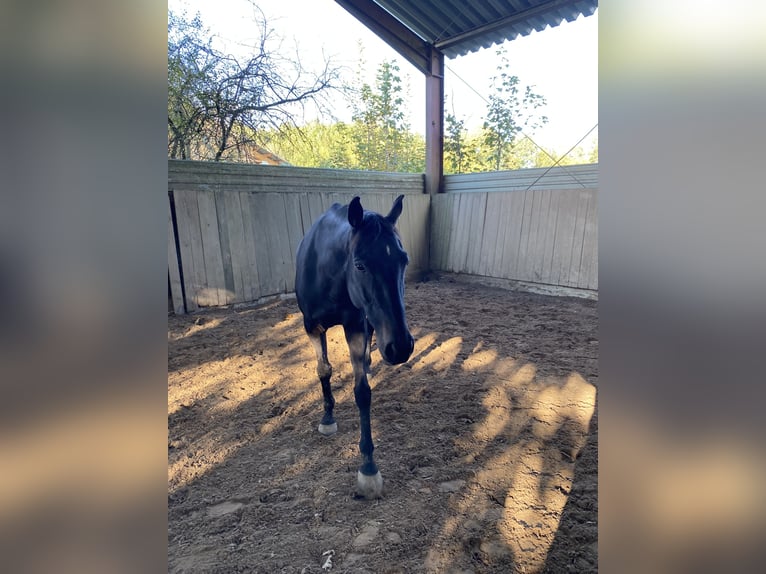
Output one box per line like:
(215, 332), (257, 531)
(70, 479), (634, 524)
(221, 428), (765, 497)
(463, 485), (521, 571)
(308, 328), (336, 436)
(345, 323), (383, 499)
(364, 319), (373, 373)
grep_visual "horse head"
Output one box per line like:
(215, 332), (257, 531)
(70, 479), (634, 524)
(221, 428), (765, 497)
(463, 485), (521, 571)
(346, 195), (414, 365)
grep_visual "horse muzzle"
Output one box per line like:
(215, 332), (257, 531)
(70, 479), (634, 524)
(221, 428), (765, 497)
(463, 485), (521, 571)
(381, 333), (415, 365)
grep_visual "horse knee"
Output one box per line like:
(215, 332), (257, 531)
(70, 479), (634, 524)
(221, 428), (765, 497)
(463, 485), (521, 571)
(317, 361), (332, 380)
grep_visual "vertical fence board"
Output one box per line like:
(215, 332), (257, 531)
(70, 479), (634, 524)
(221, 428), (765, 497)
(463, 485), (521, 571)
(430, 195), (447, 271)
(539, 190), (558, 285)
(167, 195), (185, 314)
(297, 193), (312, 237)
(413, 194), (430, 274)
(504, 191), (528, 280)
(247, 193), (279, 297)
(479, 193), (501, 277)
(466, 194), (487, 275)
(451, 194), (468, 272)
(238, 191), (260, 302)
(173, 189), (204, 310)
(197, 190), (228, 306)
(282, 193), (304, 292)
(564, 189), (590, 288)
(221, 190), (247, 302)
(214, 190), (237, 304)
(306, 193), (325, 230)
(552, 190), (579, 288)
(518, 189), (540, 283)
(579, 190), (598, 290)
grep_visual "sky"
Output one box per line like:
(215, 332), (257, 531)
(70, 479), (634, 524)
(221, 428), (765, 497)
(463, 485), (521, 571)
(168, 0), (598, 154)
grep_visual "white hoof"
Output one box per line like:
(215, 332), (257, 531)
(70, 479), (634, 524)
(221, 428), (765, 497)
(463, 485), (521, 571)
(356, 470), (384, 499)
(318, 422), (338, 436)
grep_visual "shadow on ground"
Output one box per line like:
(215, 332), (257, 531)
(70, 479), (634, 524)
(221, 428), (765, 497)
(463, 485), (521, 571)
(168, 278), (598, 573)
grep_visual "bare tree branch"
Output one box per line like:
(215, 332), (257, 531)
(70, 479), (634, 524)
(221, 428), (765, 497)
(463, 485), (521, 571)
(168, 7), (343, 161)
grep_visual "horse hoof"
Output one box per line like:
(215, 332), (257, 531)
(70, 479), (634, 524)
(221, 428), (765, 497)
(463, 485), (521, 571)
(356, 470), (383, 499)
(318, 422), (338, 436)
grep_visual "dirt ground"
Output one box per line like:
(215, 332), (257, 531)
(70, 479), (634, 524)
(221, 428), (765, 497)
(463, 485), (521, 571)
(168, 277), (598, 573)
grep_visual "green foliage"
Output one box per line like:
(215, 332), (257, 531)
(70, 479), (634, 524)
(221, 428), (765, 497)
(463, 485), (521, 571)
(481, 48), (548, 171)
(263, 121), (355, 169)
(169, 14), (591, 173)
(350, 60), (423, 172)
(265, 59), (425, 173)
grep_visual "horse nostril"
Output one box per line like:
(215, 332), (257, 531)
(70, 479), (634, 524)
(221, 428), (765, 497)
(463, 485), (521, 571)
(385, 342), (396, 360)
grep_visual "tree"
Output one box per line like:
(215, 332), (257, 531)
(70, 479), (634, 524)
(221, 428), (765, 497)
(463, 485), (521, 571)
(263, 121), (357, 169)
(482, 48), (548, 171)
(350, 59), (422, 171)
(168, 7), (342, 161)
(444, 95), (467, 174)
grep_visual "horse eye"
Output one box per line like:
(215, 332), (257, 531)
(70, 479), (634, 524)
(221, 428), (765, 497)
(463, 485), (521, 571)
(355, 262), (366, 272)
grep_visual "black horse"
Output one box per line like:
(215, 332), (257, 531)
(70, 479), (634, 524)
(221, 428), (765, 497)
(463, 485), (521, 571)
(295, 195), (415, 499)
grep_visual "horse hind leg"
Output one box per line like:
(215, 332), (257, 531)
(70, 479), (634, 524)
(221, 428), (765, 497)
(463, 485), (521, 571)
(308, 329), (337, 436)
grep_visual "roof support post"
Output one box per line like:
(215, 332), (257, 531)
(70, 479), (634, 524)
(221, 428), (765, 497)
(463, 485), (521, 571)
(425, 47), (444, 195)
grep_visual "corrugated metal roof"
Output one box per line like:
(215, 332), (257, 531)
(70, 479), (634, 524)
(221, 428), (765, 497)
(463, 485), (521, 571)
(372, 0), (598, 59)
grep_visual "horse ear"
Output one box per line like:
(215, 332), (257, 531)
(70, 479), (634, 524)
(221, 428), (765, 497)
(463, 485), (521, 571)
(348, 196), (364, 229)
(386, 194), (404, 225)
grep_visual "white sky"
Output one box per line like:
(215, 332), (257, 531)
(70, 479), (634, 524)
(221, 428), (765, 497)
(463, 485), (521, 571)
(169, 0), (598, 153)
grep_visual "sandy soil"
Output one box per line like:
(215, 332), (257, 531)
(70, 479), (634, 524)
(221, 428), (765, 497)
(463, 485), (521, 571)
(168, 277), (598, 573)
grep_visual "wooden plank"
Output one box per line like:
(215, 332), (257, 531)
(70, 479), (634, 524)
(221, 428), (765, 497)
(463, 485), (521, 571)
(458, 194), (473, 273)
(489, 192), (509, 278)
(466, 193), (487, 275)
(196, 190), (227, 306)
(214, 190), (236, 304)
(527, 189), (549, 283)
(550, 190), (578, 287)
(399, 193), (416, 264)
(516, 189), (538, 283)
(413, 194), (431, 273)
(169, 160), (426, 192)
(429, 195), (446, 270)
(565, 189), (591, 288)
(449, 194), (464, 273)
(172, 189), (205, 310)
(363, 193), (387, 217)
(437, 194), (452, 271)
(238, 191), (261, 302)
(167, 194), (185, 314)
(259, 193), (293, 294)
(449, 194), (466, 272)
(248, 193), (279, 297)
(480, 193), (503, 277)
(579, 189), (598, 290)
(461, 194), (477, 272)
(282, 193), (304, 292)
(539, 190), (559, 285)
(443, 165), (598, 193)
(499, 190), (526, 280)
(221, 190), (247, 303)
(307, 193), (326, 229)
(298, 192), (313, 236)
(437, 194), (451, 271)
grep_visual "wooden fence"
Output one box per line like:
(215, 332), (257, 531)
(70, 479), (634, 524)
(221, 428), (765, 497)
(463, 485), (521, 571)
(168, 161), (429, 313)
(168, 161), (599, 313)
(444, 163), (598, 193)
(430, 187), (598, 292)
